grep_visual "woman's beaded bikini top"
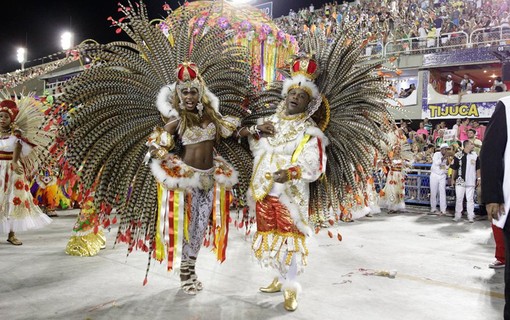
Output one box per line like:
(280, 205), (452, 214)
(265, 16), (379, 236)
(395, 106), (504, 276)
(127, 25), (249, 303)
(181, 122), (216, 145)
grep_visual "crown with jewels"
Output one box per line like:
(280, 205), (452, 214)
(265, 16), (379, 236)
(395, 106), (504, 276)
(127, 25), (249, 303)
(156, 62), (220, 119)
(282, 56), (320, 99)
(175, 62), (203, 95)
(290, 56), (319, 80)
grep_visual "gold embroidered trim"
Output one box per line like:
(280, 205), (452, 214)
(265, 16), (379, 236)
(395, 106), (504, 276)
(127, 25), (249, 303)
(250, 153), (273, 201)
(252, 231), (308, 266)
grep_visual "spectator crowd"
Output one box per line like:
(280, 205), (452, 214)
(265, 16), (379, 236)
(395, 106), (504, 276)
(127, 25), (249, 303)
(400, 116), (485, 164)
(0, 56), (74, 90)
(275, 0), (510, 54)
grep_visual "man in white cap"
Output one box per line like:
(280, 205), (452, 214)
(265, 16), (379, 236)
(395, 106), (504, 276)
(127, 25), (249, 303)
(430, 143), (450, 215)
(444, 74), (454, 95)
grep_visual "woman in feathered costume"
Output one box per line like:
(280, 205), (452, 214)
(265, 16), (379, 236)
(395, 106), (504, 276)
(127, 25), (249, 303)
(149, 62), (271, 295)
(56, 1), (270, 294)
(0, 96), (54, 245)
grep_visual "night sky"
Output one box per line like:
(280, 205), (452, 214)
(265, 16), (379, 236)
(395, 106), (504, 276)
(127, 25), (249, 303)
(1, 0), (340, 73)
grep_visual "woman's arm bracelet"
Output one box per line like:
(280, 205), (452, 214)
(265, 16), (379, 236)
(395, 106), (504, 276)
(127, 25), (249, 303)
(235, 125), (260, 139)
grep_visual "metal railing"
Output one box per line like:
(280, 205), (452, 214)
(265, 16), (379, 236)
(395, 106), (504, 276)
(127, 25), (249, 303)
(384, 31), (469, 56)
(0, 56), (75, 89)
(469, 25), (510, 47)
(363, 25), (510, 57)
(375, 163), (478, 208)
(405, 163), (431, 205)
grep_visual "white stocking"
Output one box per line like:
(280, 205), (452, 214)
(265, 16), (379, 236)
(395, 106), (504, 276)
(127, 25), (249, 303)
(282, 253), (302, 295)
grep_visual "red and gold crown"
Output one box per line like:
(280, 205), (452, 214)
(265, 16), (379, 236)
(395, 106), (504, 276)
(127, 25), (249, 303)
(176, 62), (199, 82)
(175, 62), (204, 98)
(290, 56), (319, 80)
(156, 61), (221, 118)
(282, 56), (320, 99)
(0, 99), (18, 121)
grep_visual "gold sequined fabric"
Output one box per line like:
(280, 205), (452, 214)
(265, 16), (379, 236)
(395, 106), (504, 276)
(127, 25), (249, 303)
(181, 122), (216, 146)
(255, 195), (301, 234)
(65, 230), (106, 257)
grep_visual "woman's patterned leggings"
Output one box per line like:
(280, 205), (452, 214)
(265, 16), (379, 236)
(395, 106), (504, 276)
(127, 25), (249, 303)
(182, 187), (214, 261)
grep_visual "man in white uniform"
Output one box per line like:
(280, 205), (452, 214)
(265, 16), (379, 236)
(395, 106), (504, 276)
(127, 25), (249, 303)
(430, 143), (449, 215)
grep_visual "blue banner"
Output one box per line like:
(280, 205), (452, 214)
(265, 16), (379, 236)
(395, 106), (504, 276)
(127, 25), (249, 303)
(255, 2), (273, 19)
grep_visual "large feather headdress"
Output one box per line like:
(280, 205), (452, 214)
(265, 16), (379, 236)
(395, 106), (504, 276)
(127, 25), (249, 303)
(54, 1), (256, 275)
(250, 26), (397, 228)
(0, 91), (55, 174)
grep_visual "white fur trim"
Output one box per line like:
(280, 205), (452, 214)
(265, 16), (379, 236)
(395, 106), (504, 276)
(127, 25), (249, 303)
(282, 74), (319, 99)
(305, 127), (329, 145)
(150, 159), (201, 190)
(151, 157), (238, 190)
(156, 84), (180, 119)
(250, 125), (328, 161)
(282, 279), (302, 295)
(213, 157), (239, 188)
(204, 88), (220, 114)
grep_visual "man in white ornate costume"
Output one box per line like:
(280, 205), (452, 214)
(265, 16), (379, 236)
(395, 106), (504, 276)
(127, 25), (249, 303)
(249, 56), (327, 311)
(241, 21), (398, 309)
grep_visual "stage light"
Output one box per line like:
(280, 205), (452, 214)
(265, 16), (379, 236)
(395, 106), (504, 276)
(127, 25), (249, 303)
(61, 32), (74, 51)
(17, 47), (26, 70)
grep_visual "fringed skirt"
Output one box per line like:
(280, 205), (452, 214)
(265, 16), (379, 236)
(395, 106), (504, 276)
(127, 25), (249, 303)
(0, 160), (51, 233)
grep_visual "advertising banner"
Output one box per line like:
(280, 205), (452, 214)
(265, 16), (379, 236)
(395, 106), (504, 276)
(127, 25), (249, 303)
(422, 101), (498, 119)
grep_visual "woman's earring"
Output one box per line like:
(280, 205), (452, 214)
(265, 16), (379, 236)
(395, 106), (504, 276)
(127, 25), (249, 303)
(179, 102), (185, 110)
(196, 103), (204, 117)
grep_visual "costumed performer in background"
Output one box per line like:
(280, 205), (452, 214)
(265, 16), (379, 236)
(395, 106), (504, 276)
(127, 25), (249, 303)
(0, 97), (54, 245)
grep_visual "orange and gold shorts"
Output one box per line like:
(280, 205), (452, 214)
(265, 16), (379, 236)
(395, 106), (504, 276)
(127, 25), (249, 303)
(256, 195), (302, 235)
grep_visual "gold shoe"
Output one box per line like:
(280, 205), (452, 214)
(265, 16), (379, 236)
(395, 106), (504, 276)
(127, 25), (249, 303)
(283, 289), (298, 311)
(259, 278), (282, 293)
